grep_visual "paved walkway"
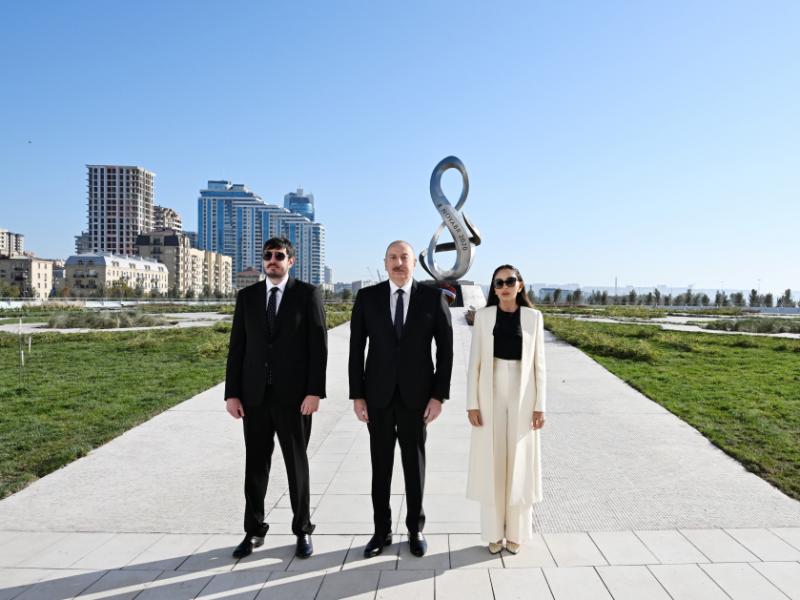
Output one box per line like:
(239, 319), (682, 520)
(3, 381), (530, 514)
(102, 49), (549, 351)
(0, 312), (227, 335)
(2, 310), (800, 598)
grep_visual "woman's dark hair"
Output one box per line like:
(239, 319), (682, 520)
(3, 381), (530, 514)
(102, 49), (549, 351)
(263, 236), (295, 259)
(486, 264), (533, 308)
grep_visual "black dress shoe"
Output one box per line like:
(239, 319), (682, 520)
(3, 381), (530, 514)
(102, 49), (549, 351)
(363, 532), (393, 558)
(295, 533), (314, 558)
(408, 532), (427, 557)
(232, 534), (265, 559)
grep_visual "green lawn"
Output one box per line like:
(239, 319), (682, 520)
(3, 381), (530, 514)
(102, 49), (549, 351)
(544, 317), (800, 500)
(0, 304), (352, 499)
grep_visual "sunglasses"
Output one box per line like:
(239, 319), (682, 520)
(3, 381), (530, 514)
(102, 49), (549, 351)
(494, 276), (519, 289)
(263, 251), (287, 262)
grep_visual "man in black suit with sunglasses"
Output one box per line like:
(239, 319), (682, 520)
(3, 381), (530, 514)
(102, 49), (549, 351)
(349, 240), (453, 558)
(225, 236), (327, 560)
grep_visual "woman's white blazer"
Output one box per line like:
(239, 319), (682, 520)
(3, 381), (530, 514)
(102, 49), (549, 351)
(466, 305), (546, 505)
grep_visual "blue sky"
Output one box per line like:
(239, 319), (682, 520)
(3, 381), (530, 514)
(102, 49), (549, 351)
(1, 1), (798, 294)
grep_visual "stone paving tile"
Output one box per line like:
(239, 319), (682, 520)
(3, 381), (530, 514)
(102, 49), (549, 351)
(542, 566), (612, 599)
(72, 533), (164, 570)
(74, 568), (163, 600)
(772, 527), (800, 550)
(313, 494), (402, 524)
(700, 562), (788, 600)
(285, 534), (352, 573)
(489, 567), (553, 600)
(16, 532), (115, 569)
(0, 532), (70, 567)
(543, 532), (608, 567)
(595, 565), (671, 600)
(199, 568), (271, 599)
(342, 535), (401, 571)
(12, 569), (106, 600)
(125, 533), (209, 571)
(0, 568), (54, 600)
(396, 534), (449, 571)
(255, 571), (325, 600)
(176, 534), (241, 572)
(232, 535), (296, 571)
(421, 494), (479, 523)
(588, 531), (658, 565)
(448, 534), (503, 569)
(376, 570), (434, 600)
(648, 564), (731, 600)
(316, 571), (380, 600)
(679, 529), (760, 563)
(752, 561), (800, 600)
(500, 533), (557, 568)
(634, 530), (709, 564)
(135, 570), (214, 599)
(435, 567), (493, 599)
(725, 527), (800, 561)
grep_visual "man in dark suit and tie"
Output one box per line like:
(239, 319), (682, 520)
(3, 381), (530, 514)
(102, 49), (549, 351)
(225, 236), (327, 560)
(349, 240), (453, 558)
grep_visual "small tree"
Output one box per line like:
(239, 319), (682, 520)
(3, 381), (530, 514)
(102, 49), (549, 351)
(731, 292), (745, 307)
(566, 292), (574, 305)
(748, 289), (760, 307)
(600, 291), (608, 305)
(653, 289), (661, 307)
(341, 288), (352, 301)
(700, 293), (710, 306)
(185, 287), (195, 299)
(628, 290), (637, 305)
(764, 293), (773, 307)
(645, 292), (654, 305)
(553, 288), (563, 305)
(663, 294), (673, 306)
(202, 285), (212, 299)
(573, 289), (583, 305)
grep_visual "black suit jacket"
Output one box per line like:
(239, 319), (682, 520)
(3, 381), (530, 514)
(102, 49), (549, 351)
(225, 278), (327, 407)
(348, 279), (453, 409)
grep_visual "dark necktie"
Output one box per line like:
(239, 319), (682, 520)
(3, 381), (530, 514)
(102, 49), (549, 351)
(394, 289), (405, 340)
(267, 287), (279, 335)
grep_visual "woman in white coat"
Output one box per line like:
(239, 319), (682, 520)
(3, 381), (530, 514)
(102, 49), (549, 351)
(466, 264), (546, 554)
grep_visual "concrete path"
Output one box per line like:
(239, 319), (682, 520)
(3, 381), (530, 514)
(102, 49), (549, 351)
(0, 312), (228, 335)
(574, 315), (800, 339)
(1, 309), (799, 599)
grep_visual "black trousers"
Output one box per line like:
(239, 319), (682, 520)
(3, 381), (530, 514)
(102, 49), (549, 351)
(367, 388), (427, 535)
(242, 387), (314, 537)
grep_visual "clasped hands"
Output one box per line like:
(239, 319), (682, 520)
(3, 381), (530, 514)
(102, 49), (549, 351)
(468, 409), (545, 430)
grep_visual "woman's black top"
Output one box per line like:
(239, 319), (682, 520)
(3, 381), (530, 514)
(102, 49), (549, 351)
(493, 307), (522, 360)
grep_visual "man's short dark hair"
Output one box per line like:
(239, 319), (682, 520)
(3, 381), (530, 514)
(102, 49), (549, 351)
(263, 236), (295, 259)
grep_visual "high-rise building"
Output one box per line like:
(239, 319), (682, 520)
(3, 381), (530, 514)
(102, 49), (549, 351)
(198, 180), (326, 285)
(153, 205), (182, 232)
(324, 266), (333, 285)
(284, 187), (315, 221)
(184, 230), (198, 249)
(74, 231), (92, 254)
(0, 229), (24, 257)
(85, 165), (155, 255)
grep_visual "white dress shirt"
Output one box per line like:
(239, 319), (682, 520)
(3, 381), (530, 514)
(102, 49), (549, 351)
(389, 279), (412, 324)
(265, 275), (289, 313)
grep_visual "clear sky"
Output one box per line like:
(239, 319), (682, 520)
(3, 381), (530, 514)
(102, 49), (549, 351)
(1, 0), (798, 294)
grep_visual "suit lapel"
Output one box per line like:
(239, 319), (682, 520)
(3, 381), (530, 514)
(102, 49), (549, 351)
(402, 280), (421, 337)
(273, 277), (296, 336)
(381, 280), (394, 334)
(254, 280), (268, 335)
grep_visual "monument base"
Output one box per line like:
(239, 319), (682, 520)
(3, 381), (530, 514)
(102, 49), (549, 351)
(421, 280), (486, 308)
